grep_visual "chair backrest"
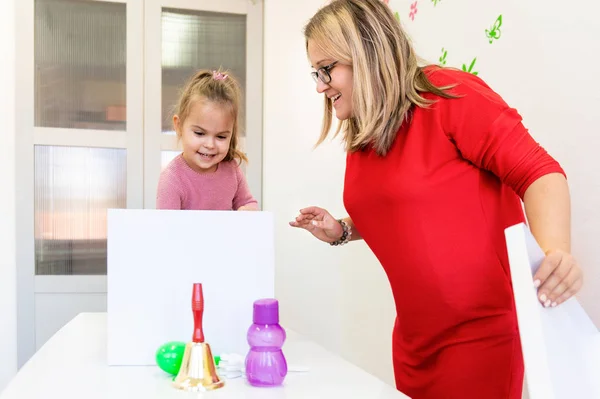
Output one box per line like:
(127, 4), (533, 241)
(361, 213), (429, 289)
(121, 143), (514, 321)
(106, 209), (275, 366)
(504, 223), (600, 399)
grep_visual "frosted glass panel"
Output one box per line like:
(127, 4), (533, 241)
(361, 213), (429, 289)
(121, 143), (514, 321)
(161, 151), (181, 170)
(161, 8), (246, 135)
(34, 146), (127, 275)
(35, 0), (126, 130)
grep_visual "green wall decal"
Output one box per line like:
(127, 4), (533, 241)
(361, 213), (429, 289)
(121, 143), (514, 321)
(439, 48), (447, 65)
(485, 15), (502, 44)
(462, 57), (478, 76)
(431, 0), (440, 6)
(395, 11), (400, 22)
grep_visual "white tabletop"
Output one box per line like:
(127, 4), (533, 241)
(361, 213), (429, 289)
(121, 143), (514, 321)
(0, 313), (409, 399)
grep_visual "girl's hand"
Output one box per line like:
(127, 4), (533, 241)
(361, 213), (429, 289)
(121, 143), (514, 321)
(533, 249), (583, 307)
(237, 204), (259, 211)
(289, 206), (343, 243)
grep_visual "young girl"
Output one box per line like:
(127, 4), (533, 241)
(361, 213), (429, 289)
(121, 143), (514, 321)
(157, 69), (258, 211)
(290, 1), (582, 398)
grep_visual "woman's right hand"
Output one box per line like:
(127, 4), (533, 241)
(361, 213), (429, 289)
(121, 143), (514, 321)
(289, 206), (343, 243)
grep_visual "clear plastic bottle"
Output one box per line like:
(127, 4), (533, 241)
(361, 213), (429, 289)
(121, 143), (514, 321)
(245, 298), (288, 387)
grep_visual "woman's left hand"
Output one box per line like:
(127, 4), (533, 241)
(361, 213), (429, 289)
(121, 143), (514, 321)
(533, 249), (583, 308)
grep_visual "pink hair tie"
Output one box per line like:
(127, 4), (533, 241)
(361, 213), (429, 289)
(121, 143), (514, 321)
(212, 70), (228, 80)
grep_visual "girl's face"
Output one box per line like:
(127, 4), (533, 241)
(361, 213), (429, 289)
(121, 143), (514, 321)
(174, 98), (234, 173)
(307, 39), (354, 120)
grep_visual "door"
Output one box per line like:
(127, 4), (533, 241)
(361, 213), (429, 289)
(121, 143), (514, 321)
(15, 0), (263, 367)
(16, 0), (144, 366)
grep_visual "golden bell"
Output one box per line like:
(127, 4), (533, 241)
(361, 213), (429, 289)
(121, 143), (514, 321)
(172, 341), (224, 391)
(173, 283), (224, 392)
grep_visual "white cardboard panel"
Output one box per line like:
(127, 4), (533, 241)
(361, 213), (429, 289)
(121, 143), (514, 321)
(106, 209), (275, 366)
(505, 223), (600, 399)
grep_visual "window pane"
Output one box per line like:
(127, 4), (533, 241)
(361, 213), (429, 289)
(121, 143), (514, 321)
(161, 150), (181, 170)
(161, 9), (246, 135)
(34, 146), (127, 275)
(35, 0), (126, 130)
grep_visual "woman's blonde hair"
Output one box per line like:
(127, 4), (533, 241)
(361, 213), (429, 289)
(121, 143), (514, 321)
(174, 68), (247, 164)
(304, 0), (456, 156)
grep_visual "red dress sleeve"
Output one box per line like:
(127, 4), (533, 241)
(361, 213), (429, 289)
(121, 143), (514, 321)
(433, 70), (566, 198)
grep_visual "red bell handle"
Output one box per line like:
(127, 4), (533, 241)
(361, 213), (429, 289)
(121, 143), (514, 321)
(191, 283), (205, 343)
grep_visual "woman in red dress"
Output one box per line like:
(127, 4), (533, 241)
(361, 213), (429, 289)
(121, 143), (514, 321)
(290, 1), (584, 398)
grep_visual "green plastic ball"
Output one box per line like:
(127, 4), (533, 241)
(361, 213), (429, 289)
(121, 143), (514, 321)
(155, 341), (186, 375)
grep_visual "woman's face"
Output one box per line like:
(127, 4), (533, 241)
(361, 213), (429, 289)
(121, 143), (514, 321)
(307, 40), (354, 120)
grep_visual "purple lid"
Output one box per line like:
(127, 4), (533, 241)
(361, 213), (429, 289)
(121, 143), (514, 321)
(253, 298), (279, 325)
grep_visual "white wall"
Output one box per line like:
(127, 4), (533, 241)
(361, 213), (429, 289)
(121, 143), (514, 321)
(264, 0), (600, 388)
(0, 0), (18, 393)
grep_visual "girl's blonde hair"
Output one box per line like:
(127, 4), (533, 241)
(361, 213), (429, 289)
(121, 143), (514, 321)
(174, 68), (247, 164)
(304, 0), (456, 156)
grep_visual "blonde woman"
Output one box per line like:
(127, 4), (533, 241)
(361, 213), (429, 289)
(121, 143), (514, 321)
(289, 0), (583, 398)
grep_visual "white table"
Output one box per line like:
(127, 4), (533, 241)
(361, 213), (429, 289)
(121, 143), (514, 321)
(1, 313), (409, 399)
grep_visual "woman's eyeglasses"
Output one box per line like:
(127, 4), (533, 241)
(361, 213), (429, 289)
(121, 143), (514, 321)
(311, 61), (338, 84)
